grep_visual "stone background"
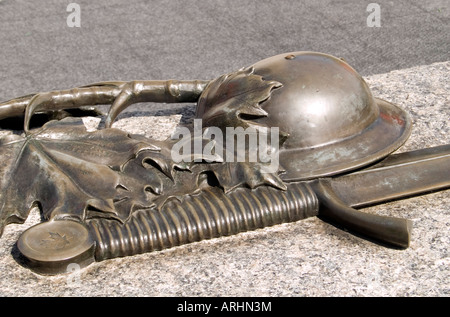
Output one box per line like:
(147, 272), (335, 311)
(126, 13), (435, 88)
(0, 0), (448, 296)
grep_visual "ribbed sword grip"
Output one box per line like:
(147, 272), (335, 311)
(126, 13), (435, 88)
(88, 182), (318, 261)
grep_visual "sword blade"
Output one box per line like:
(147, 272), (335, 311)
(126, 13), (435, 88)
(310, 144), (450, 248)
(328, 144), (450, 208)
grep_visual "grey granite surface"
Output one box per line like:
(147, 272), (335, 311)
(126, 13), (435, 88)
(0, 61), (449, 297)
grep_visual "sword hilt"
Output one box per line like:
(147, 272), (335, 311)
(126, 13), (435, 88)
(312, 179), (412, 249)
(16, 178), (414, 275)
(17, 177), (412, 275)
(88, 182), (319, 261)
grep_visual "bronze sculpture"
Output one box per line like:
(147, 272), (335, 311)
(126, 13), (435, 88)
(0, 51), (448, 275)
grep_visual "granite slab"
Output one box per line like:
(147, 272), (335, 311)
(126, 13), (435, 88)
(0, 61), (448, 297)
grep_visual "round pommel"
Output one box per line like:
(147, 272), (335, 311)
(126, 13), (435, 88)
(17, 220), (95, 275)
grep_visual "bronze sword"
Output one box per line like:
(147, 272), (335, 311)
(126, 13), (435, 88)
(312, 144), (450, 249)
(16, 144), (450, 275)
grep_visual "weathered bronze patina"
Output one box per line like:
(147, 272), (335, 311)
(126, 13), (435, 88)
(0, 51), (448, 275)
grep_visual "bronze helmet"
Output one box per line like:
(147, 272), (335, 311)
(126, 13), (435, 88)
(196, 51), (412, 181)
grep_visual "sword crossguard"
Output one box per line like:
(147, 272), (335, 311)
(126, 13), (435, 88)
(311, 179), (412, 249)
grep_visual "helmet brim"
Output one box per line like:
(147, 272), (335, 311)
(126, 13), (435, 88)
(279, 98), (412, 181)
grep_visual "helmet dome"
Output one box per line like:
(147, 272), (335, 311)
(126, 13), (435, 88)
(197, 51), (411, 181)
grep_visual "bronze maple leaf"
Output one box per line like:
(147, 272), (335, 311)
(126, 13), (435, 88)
(0, 118), (161, 235)
(197, 66), (283, 132)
